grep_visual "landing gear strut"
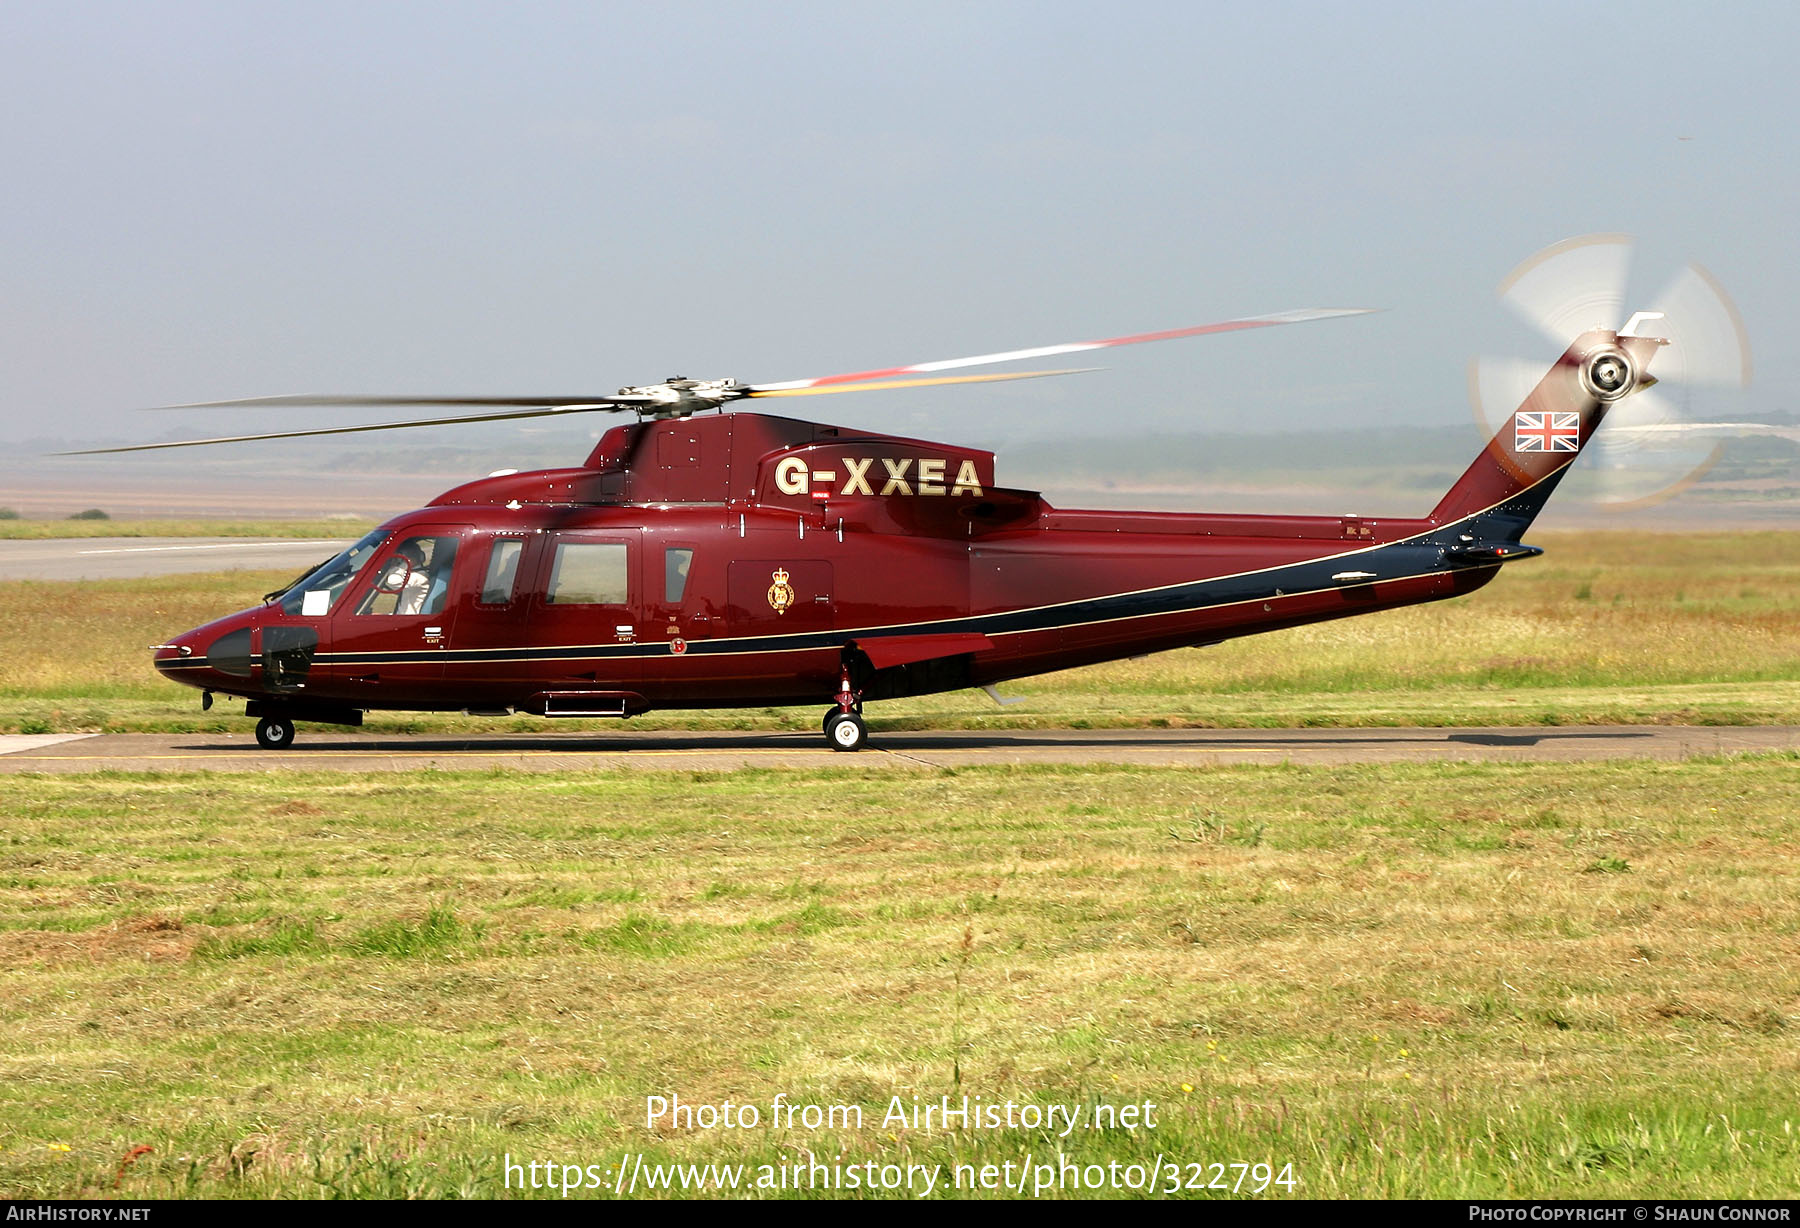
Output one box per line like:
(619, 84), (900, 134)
(255, 715), (296, 750)
(823, 662), (868, 751)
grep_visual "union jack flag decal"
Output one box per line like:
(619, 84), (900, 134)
(1513, 411), (1581, 453)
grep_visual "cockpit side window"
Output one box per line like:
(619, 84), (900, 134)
(357, 535), (459, 616)
(278, 529), (387, 616)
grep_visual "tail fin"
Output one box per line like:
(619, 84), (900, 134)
(1429, 328), (1665, 534)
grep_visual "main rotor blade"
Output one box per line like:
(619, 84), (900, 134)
(745, 308), (1378, 392)
(747, 367), (1096, 399)
(57, 403), (633, 455)
(145, 393), (647, 410)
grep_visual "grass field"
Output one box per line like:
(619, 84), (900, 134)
(0, 518), (378, 541)
(4, 531), (1798, 733)
(5, 529), (1796, 1198)
(1, 758), (1796, 1198)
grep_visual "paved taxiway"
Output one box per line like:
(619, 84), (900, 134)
(3, 725), (1795, 773)
(0, 537), (352, 581)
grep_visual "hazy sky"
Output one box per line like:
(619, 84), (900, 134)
(3, 1), (1795, 460)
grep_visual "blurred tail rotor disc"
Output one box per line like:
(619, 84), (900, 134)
(1471, 234), (1752, 507)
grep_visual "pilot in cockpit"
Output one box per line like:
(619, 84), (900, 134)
(361, 535), (456, 617)
(392, 541), (433, 616)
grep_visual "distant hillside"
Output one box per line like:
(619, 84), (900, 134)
(12, 414), (1796, 519)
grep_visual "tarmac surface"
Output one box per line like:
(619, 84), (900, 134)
(2, 725), (1795, 773)
(0, 537), (349, 581)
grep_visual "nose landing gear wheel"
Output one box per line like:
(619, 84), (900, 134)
(825, 711), (868, 752)
(255, 716), (296, 750)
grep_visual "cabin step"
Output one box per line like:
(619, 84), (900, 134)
(534, 691), (644, 718)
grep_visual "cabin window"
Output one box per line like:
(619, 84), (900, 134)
(547, 541), (628, 605)
(665, 548), (693, 603)
(480, 538), (524, 605)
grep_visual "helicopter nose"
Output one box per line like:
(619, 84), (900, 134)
(151, 638), (197, 664)
(152, 619), (258, 690)
(152, 634), (208, 689)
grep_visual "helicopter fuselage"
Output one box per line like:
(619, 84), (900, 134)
(151, 329), (1658, 747)
(151, 413), (1514, 719)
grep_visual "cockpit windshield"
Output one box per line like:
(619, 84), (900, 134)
(276, 529), (388, 616)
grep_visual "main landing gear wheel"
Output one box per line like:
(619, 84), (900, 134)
(255, 716), (296, 750)
(821, 704), (863, 735)
(825, 711), (868, 752)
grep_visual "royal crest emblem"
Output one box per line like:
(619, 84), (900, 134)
(766, 567), (795, 615)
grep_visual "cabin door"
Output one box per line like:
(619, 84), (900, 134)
(325, 523), (471, 693)
(525, 529), (644, 692)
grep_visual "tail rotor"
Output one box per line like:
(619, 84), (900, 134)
(1471, 234), (1752, 507)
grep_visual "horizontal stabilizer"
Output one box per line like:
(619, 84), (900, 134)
(855, 633), (995, 671)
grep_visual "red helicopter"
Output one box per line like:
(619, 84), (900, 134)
(80, 307), (1667, 751)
